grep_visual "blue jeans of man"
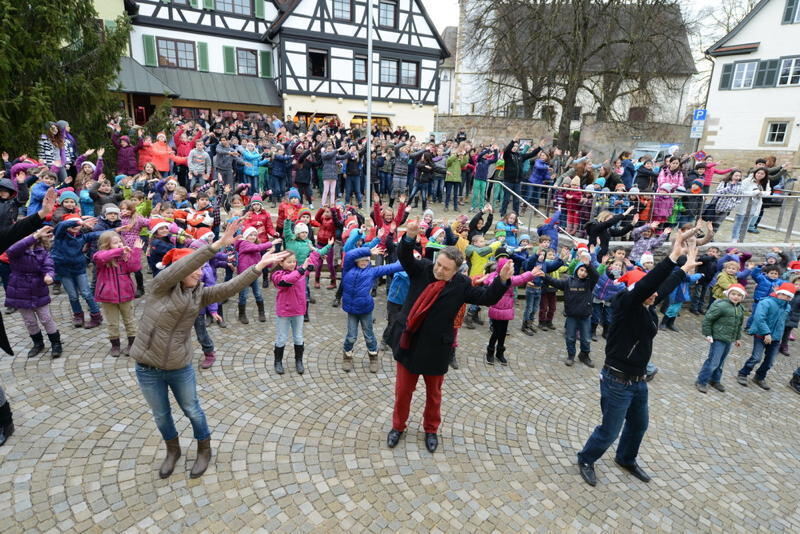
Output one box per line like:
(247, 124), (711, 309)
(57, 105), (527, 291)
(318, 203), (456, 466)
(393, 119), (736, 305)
(738, 336), (780, 380)
(697, 340), (732, 385)
(565, 316), (591, 357)
(238, 279), (263, 306)
(501, 182), (521, 216)
(135, 363), (211, 441)
(432, 176), (444, 202)
(270, 174), (286, 202)
(60, 272), (101, 314)
(577, 367), (649, 466)
(345, 174), (362, 206)
(344, 312), (378, 353)
(444, 182), (460, 211)
(591, 301), (613, 328)
(524, 288), (542, 322)
(275, 315), (304, 348)
(193, 314), (214, 353)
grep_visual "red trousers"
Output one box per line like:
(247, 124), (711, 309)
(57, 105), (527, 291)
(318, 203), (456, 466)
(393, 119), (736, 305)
(392, 362), (444, 433)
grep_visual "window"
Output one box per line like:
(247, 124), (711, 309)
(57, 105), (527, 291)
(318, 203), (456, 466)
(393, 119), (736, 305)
(570, 106), (582, 121)
(333, 0), (352, 20)
(628, 106), (648, 122)
(400, 61), (418, 86)
(778, 57), (800, 86)
(157, 38), (196, 70)
(236, 48), (257, 76)
(380, 59), (398, 84)
(216, 0), (251, 16)
(765, 122), (789, 144)
(354, 55), (367, 83)
(308, 49), (328, 78)
(731, 61), (757, 89)
(378, 0), (397, 28)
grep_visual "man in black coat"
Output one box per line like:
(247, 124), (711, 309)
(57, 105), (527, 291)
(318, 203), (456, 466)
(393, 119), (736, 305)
(501, 136), (543, 216)
(0, 187), (57, 446)
(575, 227), (700, 486)
(387, 220), (512, 453)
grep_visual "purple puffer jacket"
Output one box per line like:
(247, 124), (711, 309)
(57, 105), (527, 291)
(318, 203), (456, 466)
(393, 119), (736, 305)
(111, 133), (142, 176)
(5, 236), (55, 309)
(272, 268), (307, 317)
(485, 258), (535, 320)
(234, 239), (273, 273)
(93, 247), (141, 303)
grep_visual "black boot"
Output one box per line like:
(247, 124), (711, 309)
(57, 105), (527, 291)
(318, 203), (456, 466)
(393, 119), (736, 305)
(666, 316), (679, 332)
(47, 331), (63, 359)
(294, 344), (305, 374)
(486, 345), (495, 365)
(601, 324), (608, 339)
(473, 309), (485, 326)
(274, 345), (285, 375)
(578, 351), (595, 368)
(591, 325), (599, 342)
(27, 332), (45, 358)
(495, 346), (508, 366)
(449, 347), (459, 369)
(238, 303), (249, 324)
(256, 300), (267, 323)
(658, 315), (668, 331)
(790, 374), (800, 395)
(0, 401), (14, 447)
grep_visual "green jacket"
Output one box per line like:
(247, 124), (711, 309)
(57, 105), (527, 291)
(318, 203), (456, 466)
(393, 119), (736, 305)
(702, 298), (745, 343)
(445, 154), (468, 183)
(283, 219), (331, 265)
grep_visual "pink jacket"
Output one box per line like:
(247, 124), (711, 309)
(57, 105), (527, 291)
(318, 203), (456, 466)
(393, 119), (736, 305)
(271, 268), (307, 317)
(484, 258), (535, 320)
(93, 248), (141, 303)
(657, 167), (683, 191)
(702, 162), (733, 187)
(234, 239), (273, 273)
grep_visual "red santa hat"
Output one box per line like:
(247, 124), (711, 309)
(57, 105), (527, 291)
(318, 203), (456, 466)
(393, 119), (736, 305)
(149, 219), (170, 235)
(156, 247), (193, 270)
(788, 261), (800, 270)
(195, 227), (214, 242)
(724, 283), (747, 297)
(773, 282), (797, 299)
(619, 269), (647, 289)
(63, 213), (82, 222)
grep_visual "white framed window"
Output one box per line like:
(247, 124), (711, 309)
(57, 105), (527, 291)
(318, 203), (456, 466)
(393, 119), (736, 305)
(378, 0), (397, 29)
(731, 61), (757, 89)
(765, 122), (789, 144)
(216, 0), (251, 16)
(778, 57), (800, 86)
(354, 55), (367, 83)
(333, 0), (352, 20)
(157, 38), (196, 70)
(400, 61), (418, 86)
(380, 59), (398, 84)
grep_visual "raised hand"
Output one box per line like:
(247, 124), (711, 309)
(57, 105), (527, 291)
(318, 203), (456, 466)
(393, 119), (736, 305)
(257, 250), (291, 271)
(214, 219), (242, 250)
(96, 148), (105, 158)
(405, 220), (420, 238)
(38, 188), (58, 218)
(133, 238), (145, 249)
(499, 258), (515, 281)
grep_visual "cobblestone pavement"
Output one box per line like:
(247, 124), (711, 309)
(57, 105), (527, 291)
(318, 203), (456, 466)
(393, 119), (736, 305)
(3, 275), (800, 533)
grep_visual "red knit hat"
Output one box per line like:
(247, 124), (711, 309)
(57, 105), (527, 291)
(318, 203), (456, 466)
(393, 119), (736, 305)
(156, 247), (193, 270)
(773, 282), (797, 299)
(724, 283), (747, 297)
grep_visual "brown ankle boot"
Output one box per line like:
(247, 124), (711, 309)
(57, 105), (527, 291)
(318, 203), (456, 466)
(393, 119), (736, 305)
(159, 437), (181, 479)
(189, 438), (212, 478)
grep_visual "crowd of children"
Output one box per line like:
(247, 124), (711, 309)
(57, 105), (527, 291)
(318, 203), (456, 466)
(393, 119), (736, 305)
(1, 118), (799, 450)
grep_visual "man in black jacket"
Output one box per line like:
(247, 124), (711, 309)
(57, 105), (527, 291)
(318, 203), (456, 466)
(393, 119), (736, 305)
(501, 136), (543, 216)
(576, 228), (700, 486)
(387, 220), (512, 453)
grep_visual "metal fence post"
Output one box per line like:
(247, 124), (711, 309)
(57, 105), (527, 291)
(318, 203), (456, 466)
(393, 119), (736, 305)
(785, 197), (799, 242)
(775, 197), (788, 233)
(739, 198), (753, 243)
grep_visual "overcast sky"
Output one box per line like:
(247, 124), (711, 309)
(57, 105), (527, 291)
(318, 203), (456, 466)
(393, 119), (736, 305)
(421, 0), (459, 32)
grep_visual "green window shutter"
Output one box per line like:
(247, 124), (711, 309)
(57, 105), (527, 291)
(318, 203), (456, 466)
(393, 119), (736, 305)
(783, 0), (798, 24)
(260, 51), (272, 77)
(190, 0), (199, 7)
(223, 46), (236, 74)
(718, 63), (734, 90)
(203, 0), (215, 9)
(197, 42), (209, 71)
(142, 35), (157, 67)
(763, 59), (780, 86)
(754, 61), (768, 87)
(255, 0), (265, 19)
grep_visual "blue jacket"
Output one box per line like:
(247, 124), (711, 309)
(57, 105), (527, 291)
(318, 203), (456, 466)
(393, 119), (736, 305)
(343, 229), (380, 253)
(620, 159), (635, 189)
(536, 209), (561, 250)
(522, 256), (563, 288)
(79, 189), (95, 217)
(51, 220), (102, 276)
(387, 270), (410, 305)
(593, 272), (627, 301)
(496, 222), (518, 248)
(238, 148), (269, 177)
(341, 247), (404, 314)
(27, 182), (50, 216)
(750, 266), (781, 302)
(474, 150), (497, 181)
(668, 271), (703, 303)
(528, 158), (550, 185)
(748, 296), (789, 339)
(270, 154), (294, 179)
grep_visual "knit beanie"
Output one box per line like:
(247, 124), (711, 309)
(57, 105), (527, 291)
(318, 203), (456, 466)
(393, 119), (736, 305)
(640, 252), (654, 265)
(242, 226), (259, 239)
(288, 188), (301, 200)
(103, 205), (120, 215)
(58, 190), (79, 204)
(295, 222), (309, 235)
(765, 252), (779, 262)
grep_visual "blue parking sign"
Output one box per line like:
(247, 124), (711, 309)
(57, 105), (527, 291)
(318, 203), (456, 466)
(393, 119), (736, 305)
(693, 109), (707, 121)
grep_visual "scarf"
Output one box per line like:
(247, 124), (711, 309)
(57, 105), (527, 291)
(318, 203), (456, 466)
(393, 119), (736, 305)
(399, 280), (446, 350)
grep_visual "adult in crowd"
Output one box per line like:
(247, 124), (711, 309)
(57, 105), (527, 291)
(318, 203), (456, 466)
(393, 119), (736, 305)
(501, 136), (542, 216)
(386, 219), (512, 453)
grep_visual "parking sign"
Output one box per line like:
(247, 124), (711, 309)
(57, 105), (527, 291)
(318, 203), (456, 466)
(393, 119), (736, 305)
(693, 109), (707, 121)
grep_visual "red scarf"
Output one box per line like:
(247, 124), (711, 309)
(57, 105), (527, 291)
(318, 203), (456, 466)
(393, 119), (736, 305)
(399, 280), (446, 350)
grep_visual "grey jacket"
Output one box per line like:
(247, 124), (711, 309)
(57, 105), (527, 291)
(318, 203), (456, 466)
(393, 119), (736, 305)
(130, 245), (261, 370)
(213, 144), (245, 171)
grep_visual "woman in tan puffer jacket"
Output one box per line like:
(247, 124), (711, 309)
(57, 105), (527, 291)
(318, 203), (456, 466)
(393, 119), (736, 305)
(131, 220), (288, 480)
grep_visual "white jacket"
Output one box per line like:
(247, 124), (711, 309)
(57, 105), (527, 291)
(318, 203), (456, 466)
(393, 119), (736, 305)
(734, 176), (770, 217)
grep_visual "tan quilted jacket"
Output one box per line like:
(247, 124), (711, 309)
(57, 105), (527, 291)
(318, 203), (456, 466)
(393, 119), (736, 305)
(130, 245), (260, 370)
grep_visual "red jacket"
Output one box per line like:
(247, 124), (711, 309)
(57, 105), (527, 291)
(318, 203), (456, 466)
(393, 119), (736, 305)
(314, 207), (340, 244)
(243, 210), (276, 242)
(173, 127), (203, 158)
(372, 201), (406, 233)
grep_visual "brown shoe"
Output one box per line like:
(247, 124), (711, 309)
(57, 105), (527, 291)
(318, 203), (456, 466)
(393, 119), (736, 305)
(342, 351), (354, 372)
(159, 437), (181, 479)
(189, 438), (212, 479)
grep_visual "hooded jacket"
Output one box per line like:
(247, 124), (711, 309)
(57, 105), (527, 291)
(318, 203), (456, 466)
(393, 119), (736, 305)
(484, 257), (535, 320)
(542, 262), (599, 318)
(51, 220), (103, 276)
(5, 235), (54, 309)
(748, 296), (790, 339)
(702, 298), (745, 344)
(93, 247), (141, 303)
(111, 132), (142, 176)
(502, 142), (540, 184)
(0, 178), (28, 228)
(341, 247), (404, 315)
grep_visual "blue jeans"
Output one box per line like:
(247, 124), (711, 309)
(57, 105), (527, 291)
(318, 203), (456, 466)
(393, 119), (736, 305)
(444, 182), (460, 211)
(408, 182), (429, 210)
(238, 279), (263, 305)
(524, 288), (542, 322)
(270, 175), (286, 201)
(344, 174), (362, 206)
(135, 363), (211, 441)
(591, 301), (613, 328)
(738, 336), (780, 380)
(578, 368), (649, 466)
(344, 312), (377, 352)
(60, 272), (100, 314)
(194, 314), (214, 353)
(431, 176), (444, 202)
(564, 316), (591, 357)
(501, 182), (521, 216)
(275, 315), (304, 347)
(697, 340), (732, 385)
(730, 214), (756, 241)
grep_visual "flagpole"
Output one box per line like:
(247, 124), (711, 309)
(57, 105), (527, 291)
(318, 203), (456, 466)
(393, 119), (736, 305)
(365, 0), (373, 206)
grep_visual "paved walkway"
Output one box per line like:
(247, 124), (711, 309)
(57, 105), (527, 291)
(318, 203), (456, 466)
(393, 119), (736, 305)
(2, 277), (800, 533)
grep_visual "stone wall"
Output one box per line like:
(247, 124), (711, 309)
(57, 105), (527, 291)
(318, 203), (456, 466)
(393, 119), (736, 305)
(434, 115), (552, 145)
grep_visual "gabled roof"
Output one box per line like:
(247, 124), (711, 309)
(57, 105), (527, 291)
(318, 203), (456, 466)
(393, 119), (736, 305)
(706, 0), (769, 56)
(266, 0), (450, 58)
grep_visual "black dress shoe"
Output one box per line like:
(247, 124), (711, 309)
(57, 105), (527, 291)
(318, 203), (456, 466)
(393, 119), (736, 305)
(615, 459), (651, 482)
(578, 462), (596, 486)
(387, 429), (403, 448)
(425, 432), (438, 453)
